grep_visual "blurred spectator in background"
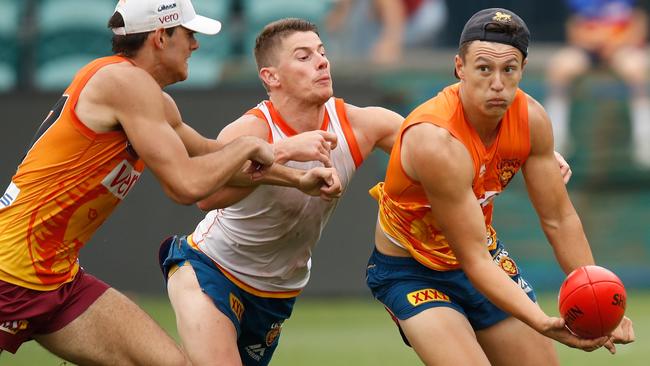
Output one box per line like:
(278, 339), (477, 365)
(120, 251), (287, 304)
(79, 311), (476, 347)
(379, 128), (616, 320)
(544, 0), (650, 167)
(326, 0), (447, 65)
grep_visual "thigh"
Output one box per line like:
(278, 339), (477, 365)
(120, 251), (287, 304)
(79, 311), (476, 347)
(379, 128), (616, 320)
(35, 288), (188, 366)
(400, 307), (490, 366)
(476, 314), (559, 366)
(168, 263), (241, 366)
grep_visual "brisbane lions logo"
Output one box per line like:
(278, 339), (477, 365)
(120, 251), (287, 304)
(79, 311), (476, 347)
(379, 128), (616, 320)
(497, 159), (521, 187)
(493, 11), (513, 23)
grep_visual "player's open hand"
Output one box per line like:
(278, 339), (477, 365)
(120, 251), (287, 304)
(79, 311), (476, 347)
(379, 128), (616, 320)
(554, 151), (572, 184)
(539, 316), (610, 352)
(603, 316), (635, 354)
(298, 167), (342, 201)
(274, 130), (338, 167)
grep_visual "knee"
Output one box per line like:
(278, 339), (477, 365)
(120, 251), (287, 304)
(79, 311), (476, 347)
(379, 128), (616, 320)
(128, 345), (190, 366)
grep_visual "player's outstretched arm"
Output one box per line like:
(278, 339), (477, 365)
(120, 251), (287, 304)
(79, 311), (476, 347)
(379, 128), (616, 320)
(197, 163), (342, 210)
(160, 94), (340, 201)
(526, 97), (636, 352)
(523, 97), (594, 274)
(99, 65), (271, 204)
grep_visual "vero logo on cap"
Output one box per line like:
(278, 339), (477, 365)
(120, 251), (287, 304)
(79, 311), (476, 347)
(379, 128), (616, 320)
(158, 11), (180, 26)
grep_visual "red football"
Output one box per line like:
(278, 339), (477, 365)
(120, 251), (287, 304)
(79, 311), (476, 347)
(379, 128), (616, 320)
(558, 265), (626, 338)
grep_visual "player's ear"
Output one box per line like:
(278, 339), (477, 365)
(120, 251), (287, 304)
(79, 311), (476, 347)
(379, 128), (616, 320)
(152, 28), (167, 49)
(454, 54), (464, 79)
(259, 67), (280, 88)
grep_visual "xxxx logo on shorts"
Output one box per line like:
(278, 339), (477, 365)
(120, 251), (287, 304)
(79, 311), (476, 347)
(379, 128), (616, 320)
(0, 320), (29, 335)
(229, 293), (245, 322)
(407, 288), (450, 306)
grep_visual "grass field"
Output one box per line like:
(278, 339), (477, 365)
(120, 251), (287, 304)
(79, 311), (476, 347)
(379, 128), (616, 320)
(1, 291), (647, 365)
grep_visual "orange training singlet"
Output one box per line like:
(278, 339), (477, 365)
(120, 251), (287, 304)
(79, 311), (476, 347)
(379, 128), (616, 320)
(370, 83), (530, 271)
(0, 56), (145, 290)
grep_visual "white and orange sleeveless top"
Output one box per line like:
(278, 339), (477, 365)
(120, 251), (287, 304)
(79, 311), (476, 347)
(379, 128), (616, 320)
(192, 97), (362, 296)
(371, 83), (530, 271)
(0, 56), (144, 290)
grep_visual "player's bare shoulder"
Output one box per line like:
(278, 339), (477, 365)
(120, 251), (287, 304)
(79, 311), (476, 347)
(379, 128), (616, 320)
(217, 112), (271, 143)
(76, 61), (163, 132)
(404, 122), (460, 160)
(401, 122), (473, 184)
(76, 61), (165, 131)
(89, 61), (158, 97)
(525, 93), (556, 149)
(525, 94), (552, 129)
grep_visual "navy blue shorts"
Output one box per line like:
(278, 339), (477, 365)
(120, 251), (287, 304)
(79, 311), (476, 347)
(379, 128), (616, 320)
(366, 241), (535, 344)
(159, 235), (296, 366)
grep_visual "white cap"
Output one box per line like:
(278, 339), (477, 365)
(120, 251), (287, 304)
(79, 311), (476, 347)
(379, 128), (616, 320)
(112, 0), (222, 36)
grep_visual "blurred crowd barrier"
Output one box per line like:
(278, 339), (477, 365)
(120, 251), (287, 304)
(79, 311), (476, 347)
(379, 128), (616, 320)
(1, 0), (335, 91)
(0, 0), (574, 92)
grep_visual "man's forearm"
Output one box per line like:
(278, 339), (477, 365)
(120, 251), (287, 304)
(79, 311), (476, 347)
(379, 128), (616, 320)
(545, 214), (595, 274)
(228, 163), (305, 188)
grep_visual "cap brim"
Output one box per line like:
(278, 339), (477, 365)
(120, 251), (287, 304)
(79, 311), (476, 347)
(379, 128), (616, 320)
(183, 15), (221, 35)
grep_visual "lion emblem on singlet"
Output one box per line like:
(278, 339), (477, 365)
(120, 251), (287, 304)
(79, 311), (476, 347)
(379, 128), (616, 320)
(497, 159), (521, 187)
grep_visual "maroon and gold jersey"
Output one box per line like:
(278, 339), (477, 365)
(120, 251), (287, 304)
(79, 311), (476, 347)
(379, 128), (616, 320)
(0, 56), (144, 290)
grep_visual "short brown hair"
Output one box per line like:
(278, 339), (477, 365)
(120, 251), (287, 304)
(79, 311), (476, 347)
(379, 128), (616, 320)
(107, 12), (176, 58)
(253, 18), (319, 70)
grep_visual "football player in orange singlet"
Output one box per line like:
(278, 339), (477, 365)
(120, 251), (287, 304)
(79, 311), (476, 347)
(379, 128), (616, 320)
(367, 8), (635, 365)
(0, 1), (340, 364)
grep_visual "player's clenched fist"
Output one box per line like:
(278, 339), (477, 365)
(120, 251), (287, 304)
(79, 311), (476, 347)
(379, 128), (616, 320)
(298, 167), (342, 201)
(274, 130), (338, 167)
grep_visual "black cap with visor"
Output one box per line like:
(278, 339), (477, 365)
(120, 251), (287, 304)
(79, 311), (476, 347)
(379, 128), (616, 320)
(454, 8), (530, 78)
